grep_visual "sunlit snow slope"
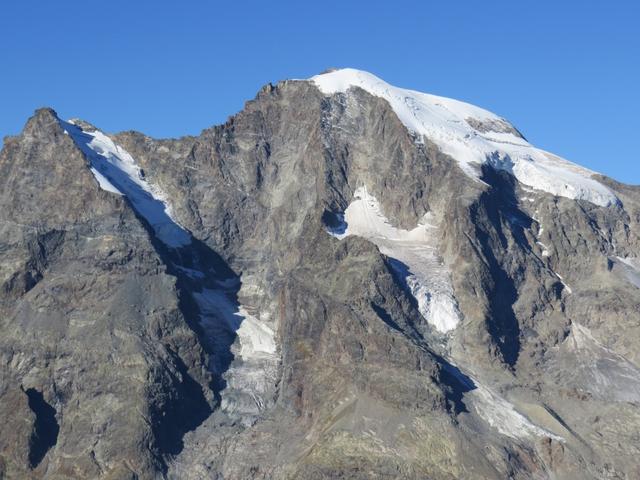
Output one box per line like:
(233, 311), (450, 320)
(60, 119), (192, 247)
(311, 68), (618, 207)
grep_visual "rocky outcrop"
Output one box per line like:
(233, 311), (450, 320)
(1, 70), (639, 479)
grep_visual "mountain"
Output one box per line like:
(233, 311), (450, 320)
(1, 68), (639, 479)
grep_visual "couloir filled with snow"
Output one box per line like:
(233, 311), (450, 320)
(329, 186), (461, 333)
(61, 116), (277, 425)
(311, 68), (618, 207)
(60, 119), (192, 247)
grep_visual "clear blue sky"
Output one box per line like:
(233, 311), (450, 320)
(1, 1), (638, 184)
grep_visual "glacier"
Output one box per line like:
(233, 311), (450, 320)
(311, 68), (618, 207)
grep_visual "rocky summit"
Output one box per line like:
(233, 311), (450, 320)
(1, 68), (639, 480)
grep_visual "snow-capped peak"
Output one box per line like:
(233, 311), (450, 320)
(310, 68), (618, 207)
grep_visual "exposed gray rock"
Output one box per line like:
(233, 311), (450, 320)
(1, 71), (639, 479)
(0, 109), (213, 478)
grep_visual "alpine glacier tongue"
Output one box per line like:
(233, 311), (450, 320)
(311, 68), (618, 207)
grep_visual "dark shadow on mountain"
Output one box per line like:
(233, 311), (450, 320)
(433, 355), (476, 415)
(373, 261), (476, 414)
(135, 217), (242, 458)
(383, 256), (435, 339)
(472, 165), (525, 367)
(130, 222), (245, 464)
(385, 257), (412, 286)
(162, 237), (240, 396)
(371, 302), (404, 333)
(25, 388), (59, 468)
(322, 210), (347, 236)
(369, 244), (476, 415)
(149, 351), (213, 457)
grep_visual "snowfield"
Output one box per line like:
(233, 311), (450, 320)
(329, 186), (461, 333)
(311, 68), (618, 207)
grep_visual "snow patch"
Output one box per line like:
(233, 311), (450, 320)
(616, 256), (640, 271)
(536, 241), (550, 257)
(195, 288), (276, 357)
(554, 272), (573, 294)
(470, 384), (563, 441)
(89, 167), (122, 195)
(328, 186), (460, 333)
(615, 256), (640, 288)
(311, 69), (618, 207)
(445, 361), (562, 441)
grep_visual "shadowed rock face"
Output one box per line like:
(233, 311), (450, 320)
(1, 74), (639, 479)
(25, 388), (59, 469)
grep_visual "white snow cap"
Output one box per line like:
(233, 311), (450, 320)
(310, 68), (618, 207)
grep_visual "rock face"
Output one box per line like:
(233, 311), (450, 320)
(1, 69), (639, 479)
